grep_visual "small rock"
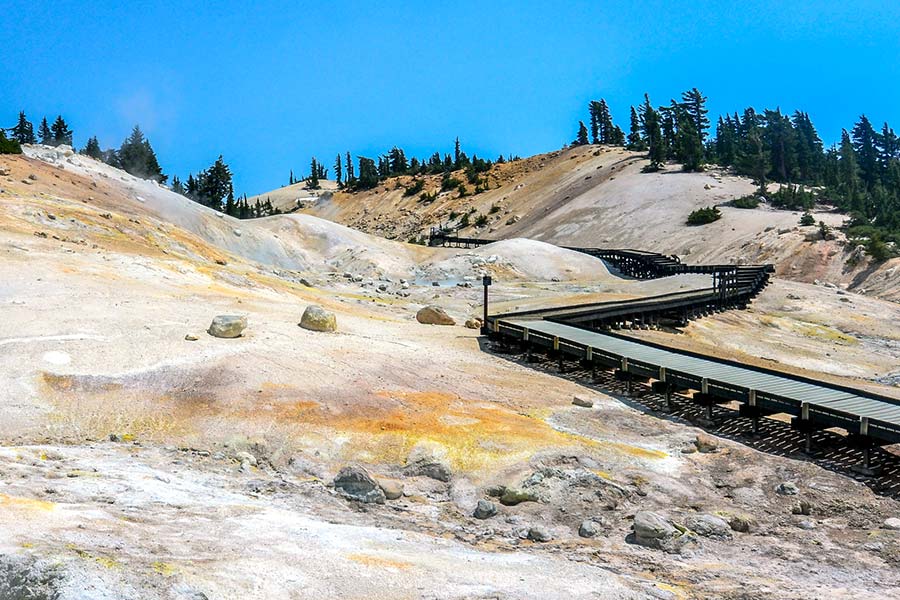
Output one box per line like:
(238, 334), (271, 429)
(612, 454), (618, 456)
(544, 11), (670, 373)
(207, 315), (247, 338)
(184, 334), (199, 341)
(694, 433), (719, 453)
(776, 482), (799, 496)
(234, 451), (257, 467)
(500, 487), (538, 506)
(473, 499), (498, 519)
(28, 173), (37, 180)
(300, 305), (337, 332)
(572, 395), (594, 408)
(333, 466), (386, 504)
(729, 515), (752, 533)
(527, 526), (552, 542)
(883, 517), (900, 530)
(108, 433), (121, 442)
(797, 519), (816, 530)
(233, 229), (242, 237)
(377, 478), (404, 500)
(578, 519), (601, 538)
(792, 500), (813, 516)
(416, 305), (456, 326)
(464, 318), (482, 330)
(299, 278), (313, 287)
(484, 484), (506, 497)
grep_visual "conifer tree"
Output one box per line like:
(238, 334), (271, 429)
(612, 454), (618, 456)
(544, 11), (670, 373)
(334, 154), (343, 187)
(357, 157), (378, 189)
(627, 106), (645, 150)
(575, 121), (589, 146)
(171, 175), (184, 196)
(308, 157), (320, 188)
(224, 189), (236, 216)
(11, 111), (35, 144)
(589, 101), (601, 144)
(118, 125), (166, 182)
(196, 155), (233, 211)
(345, 151), (355, 184)
(640, 95), (665, 170)
(38, 117), (52, 145)
(851, 115), (879, 190)
(0, 129), (22, 154)
(50, 115), (73, 146)
(81, 136), (102, 160)
(454, 137), (461, 168)
(680, 88), (710, 144)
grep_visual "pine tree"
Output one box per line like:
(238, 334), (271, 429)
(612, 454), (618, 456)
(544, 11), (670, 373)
(11, 111), (35, 144)
(334, 154), (343, 187)
(118, 125), (166, 182)
(611, 125), (625, 146)
(388, 147), (407, 175)
(851, 115), (879, 190)
(81, 136), (102, 160)
(289, 169), (294, 185)
(640, 95), (665, 170)
(357, 157), (379, 189)
(627, 106), (645, 150)
(171, 175), (184, 196)
(589, 101), (601, 144)
(224, 189), (236, 216)
(196, 155), (233, 211)
(575, 121), (589, 146)
(345, 151), (355, 184)
(838, 129), (863, 214)
(308, 157), (320, 188)
(0, 129), (22, 154)
(454, 137), (461, 168)
(38, 117), (53, 145)
(50, 115), (73, 147)
(680, 88), (710, 144)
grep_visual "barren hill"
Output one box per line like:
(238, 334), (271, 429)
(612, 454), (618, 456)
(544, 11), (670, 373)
(281, 145), (899, 301)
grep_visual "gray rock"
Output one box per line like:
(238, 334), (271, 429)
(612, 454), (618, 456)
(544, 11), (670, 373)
(207, 315), (247, 338)
(464, 318), (482, 330)
(473, 499), (498, 519)
(500, 487), (538, 506)
(776, 482), (799, 495)
(184, 334), (199, 341)
(633, 511), (678, 549)
(484, 484), (506, 497)
(300, 305), (337, 332)
(572, 395), (594, 408)
(333, 466), (386, 504)
(527, 526), (552, 542)
(578, 519), (601, 538)
(234, 451), (257, 467)
(403, 446), (452, 482)
(416, 305), (456, 325)
(883, 517), (900, 530)
(685, 514), (732, 539)
(797, 519), (816, 530)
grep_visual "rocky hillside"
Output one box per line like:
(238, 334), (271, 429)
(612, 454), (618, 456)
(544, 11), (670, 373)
(281, 145), (899, 301)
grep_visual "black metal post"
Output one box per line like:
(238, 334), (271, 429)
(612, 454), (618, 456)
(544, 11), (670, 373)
(481, 275), (492, 335)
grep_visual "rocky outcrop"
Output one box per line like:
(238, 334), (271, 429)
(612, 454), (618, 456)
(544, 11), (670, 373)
(685, 514), (732, 539)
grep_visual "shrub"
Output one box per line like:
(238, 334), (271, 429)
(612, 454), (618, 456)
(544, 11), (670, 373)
(732, 195), (759, 209)
(458, 213), (470, 227)
(771, 184), (815, 211)
(418, 190), (437, 204)
(0, 131), (22, 154)
(799, 212), (815, 226)
(474, 213), (488, 227)
(441, 176), (462, 191)
(686, 206), (722, 225)
(403, 179), (425, 196)
(488, 203), (500, 214)
(457, 184), (470, 198)
(447, 210), (460, 221)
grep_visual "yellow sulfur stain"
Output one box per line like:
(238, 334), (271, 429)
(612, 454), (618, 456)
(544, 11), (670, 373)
(345, 553), (413, 570)
(68, 545), (119, 569)
(0, 494), (56, 512)
(264, 390), (666, 471)
(152, 561), (177, 576)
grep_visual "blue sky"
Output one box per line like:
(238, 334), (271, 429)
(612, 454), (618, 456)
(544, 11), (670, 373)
(3, 1), (899, 195)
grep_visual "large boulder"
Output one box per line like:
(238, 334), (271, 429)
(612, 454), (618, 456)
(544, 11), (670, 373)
(403, 443), (453, 482)
(333, 466), (386, 504)
(300, 305), (337, 332)
(416, 306), (455, 326)
(473, 499), (498, 519)
(631, 511), (696, 553)
(499, 487), (539, 506)
(685, 514), (732, 540)
(208, 315), (247, 338)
